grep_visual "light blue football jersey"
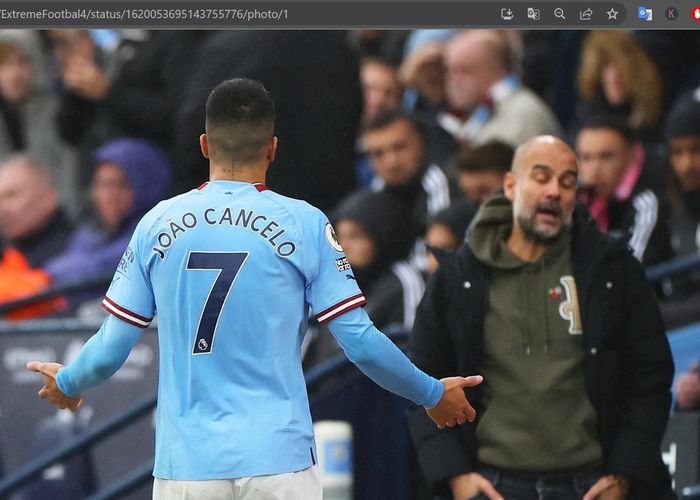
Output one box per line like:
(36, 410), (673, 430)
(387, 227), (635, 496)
(102, 180), (367, 480)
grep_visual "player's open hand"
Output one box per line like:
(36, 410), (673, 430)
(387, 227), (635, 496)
(26, 361), (83, 412)
(426, 375), (482, 429)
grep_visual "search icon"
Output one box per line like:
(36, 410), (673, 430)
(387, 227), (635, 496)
(554, 7), (565, 19)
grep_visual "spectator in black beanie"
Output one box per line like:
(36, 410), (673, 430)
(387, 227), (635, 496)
(665, 87), (700, 260)
(660, 87), (700, 332)
(334, 189), (423, 330)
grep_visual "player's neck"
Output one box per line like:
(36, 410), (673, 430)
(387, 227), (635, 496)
(209, 162), (267, 184)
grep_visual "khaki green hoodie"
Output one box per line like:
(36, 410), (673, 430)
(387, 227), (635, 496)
(468, 195), (602, 471)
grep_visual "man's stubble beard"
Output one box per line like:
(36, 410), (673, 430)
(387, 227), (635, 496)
(514, 199), (572, 245)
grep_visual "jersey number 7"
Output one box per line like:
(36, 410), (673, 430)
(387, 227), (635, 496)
(186, 251), (249, 355)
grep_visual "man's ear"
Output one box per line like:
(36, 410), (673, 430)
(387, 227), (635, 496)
(267, 136), (278, 162)
(503, 171), (516, 201)
(200, 133), (209, 159)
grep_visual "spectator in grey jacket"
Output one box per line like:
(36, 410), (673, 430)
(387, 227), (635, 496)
(440, 30), (561, 149)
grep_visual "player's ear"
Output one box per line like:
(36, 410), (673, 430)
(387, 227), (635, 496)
(267, 136), (278, 162)
(200, 133), (209, 159)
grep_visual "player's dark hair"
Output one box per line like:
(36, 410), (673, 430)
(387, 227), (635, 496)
(205, 78), (275, 164)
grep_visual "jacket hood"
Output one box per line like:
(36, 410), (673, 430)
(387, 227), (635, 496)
(92, 138), (172, 222)
(466, 195), (520, 268)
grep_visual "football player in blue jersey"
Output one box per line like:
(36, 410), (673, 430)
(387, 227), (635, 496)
(28, 78), (482, 500)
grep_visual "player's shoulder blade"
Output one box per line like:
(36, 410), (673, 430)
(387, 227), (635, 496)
(264, 189), (327, 223)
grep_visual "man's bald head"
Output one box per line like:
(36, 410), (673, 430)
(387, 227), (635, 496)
(511, 136), (578, 176)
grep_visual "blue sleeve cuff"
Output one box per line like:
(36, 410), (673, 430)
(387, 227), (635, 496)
(56, 367), (79, 397)
(424, 378), (444, 409)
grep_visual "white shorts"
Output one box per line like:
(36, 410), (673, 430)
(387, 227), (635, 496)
(152, 466), (322, 500)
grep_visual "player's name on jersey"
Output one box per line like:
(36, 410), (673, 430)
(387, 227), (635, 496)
(152, 208), (297, 260)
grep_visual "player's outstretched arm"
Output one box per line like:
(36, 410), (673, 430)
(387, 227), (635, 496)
(26, 361), (83, 412)
(26, 314), (145, 408)
(426, 376), (482, 429)
(326, 307), (482, 427)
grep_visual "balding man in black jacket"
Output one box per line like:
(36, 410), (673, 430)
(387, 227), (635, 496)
(408, 136), (674, 500)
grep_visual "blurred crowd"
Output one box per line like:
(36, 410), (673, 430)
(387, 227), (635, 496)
(0, 29), (698, 340)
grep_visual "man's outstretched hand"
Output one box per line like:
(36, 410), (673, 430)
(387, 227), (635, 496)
(27, 361), (82, 412)
(426, 375), (483, 429)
